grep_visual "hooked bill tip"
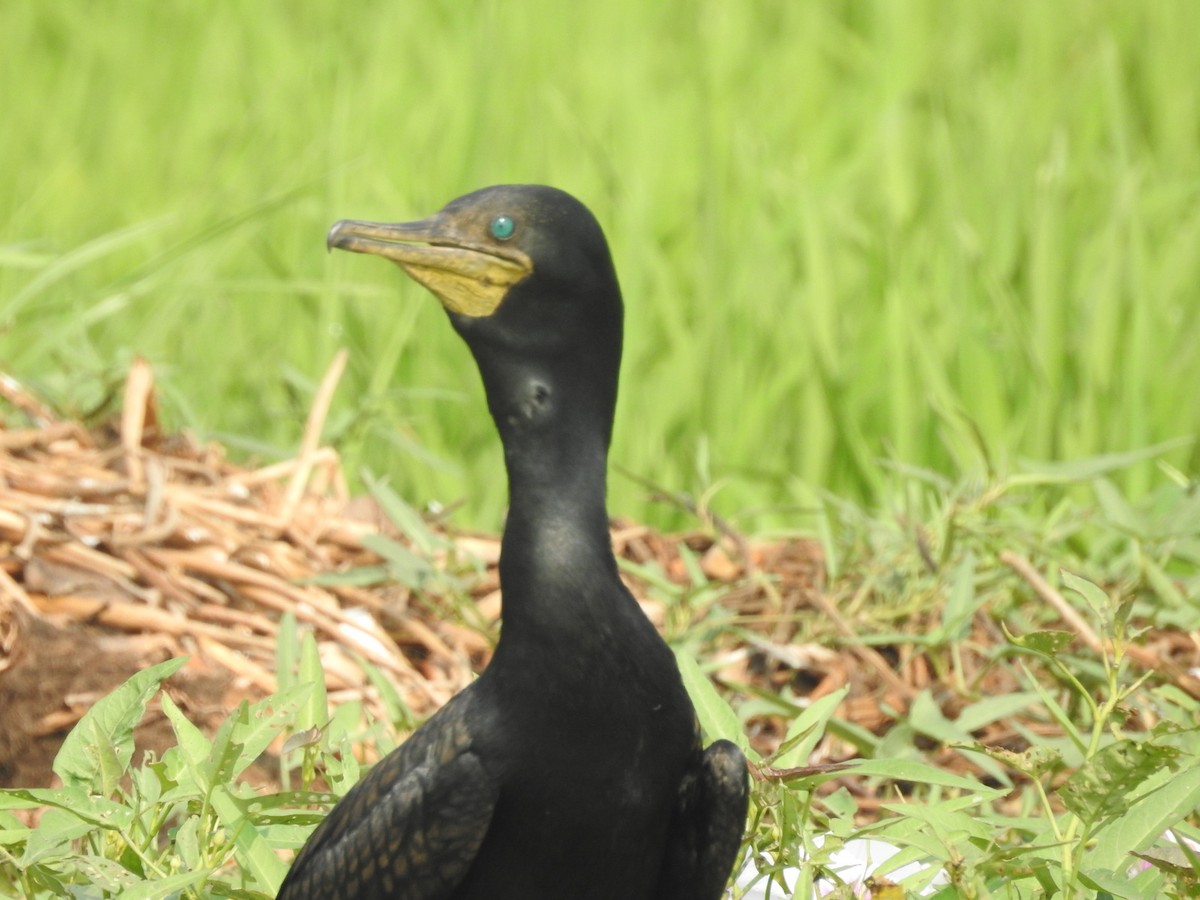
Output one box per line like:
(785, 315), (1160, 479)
(326, 221), (348, 253)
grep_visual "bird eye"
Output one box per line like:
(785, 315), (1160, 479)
(489, 215), (516, 240)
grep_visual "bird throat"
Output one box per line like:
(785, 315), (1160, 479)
(492, 378), (620, 634)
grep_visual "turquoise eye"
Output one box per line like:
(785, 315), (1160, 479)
(489, 215), (515, 240)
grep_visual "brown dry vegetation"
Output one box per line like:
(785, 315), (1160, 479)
(2, 361), (1198, 815)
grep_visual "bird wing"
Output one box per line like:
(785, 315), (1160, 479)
(277, 694), (499, 900)
(655, 736), (750, 900)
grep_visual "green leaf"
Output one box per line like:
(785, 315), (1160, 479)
(158, 695), (286, 890)
(298, 631), (329, 732)
(969, 744), (1063, 779)
(1017, 662), (1087, 752)
(356, 654), (416, 729)
(908, 690), (974, 745)
(174, 814), (202, 870)
(1076, 867), (1149, 899)
(772, 686), (848, 769)
(850, 759), (1004, 796)
(954, 692), (1042, 732)
(118, 868), (213, 900)
(1058, 739), (1181, 826)
(72, 855), (141, 892)
(208, 783), (289, 891)
(232, 685), (312, 778)
(52, 656), (187, 793)
(5, 215), (178, 319)
(305, 565), (391, 587)
(1089, 767), (1200, 870)
(363, 471), (443, 555)
(1093, 478), (1145, 536)
(1011, 440), (1193, 486)
(1008, 630), (1074, 657)
(1140, 555), (1185, 607)
(276, 611), (298, 693)
(160, 691), (215, 791)
(358, 533), (439, 590)
(877, 800), (993, 844)
(1132, 842), (1200, 877)
(1060, 570), (1111, 623)
(674, 649), (753, 758)
(823, 786), (858, 820)
(20, 808), (94, 865)
(0, 787), (131, 828)
(939, 553), (980, 641)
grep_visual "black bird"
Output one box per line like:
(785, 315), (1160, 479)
(277, 185), (748, 900)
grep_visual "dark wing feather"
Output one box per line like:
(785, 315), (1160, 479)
(278, 694), (498, 900)
(655, 737), (749, 900)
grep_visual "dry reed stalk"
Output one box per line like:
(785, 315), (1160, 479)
(0, 358), (490, 726)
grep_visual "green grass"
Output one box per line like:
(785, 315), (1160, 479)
(3, 1), (1198, 530)
(3, 466), (1198, 897)
(4, 6), (1199, 895)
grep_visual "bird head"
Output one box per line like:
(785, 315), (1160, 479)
(328, 184), (620, 346)
(328, 184), (624, 448)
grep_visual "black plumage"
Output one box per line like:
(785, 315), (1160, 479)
(276, 185), (748, 900)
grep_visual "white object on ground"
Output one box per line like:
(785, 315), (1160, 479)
(735, 838), (947, 899)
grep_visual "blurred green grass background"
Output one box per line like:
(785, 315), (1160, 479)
(2, 1), (1198, 531)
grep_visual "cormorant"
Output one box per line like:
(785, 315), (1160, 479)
(277, 185), (748, 900)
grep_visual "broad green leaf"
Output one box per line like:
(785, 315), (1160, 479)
(1058, 739), (1181, 825)
(1089, 767), (1200, 870)
(53, 656), (187, 793)
(208, 783), (288, 890)
(1076, 867), (1148, 899)
(159, 697), (286, 890)
(20, 808), (93, 866)
(1123, 867), (1167, 899)
(823, 786), (858, 820)
(232, 684), (313, 777)
(878, 801), (992, 844)
(128, 761), (162, 816)
(160, 692), (214, 791)
(72, 855), (141, 892)
(906, 693), (1010, 785)
(174, 814), (202, 870)
(0, 787), (132, 828)
(1031, 860), (1065, 895)
(199, 701), (247, 792)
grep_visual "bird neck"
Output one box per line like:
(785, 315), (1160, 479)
(499, 401), (621, 622)
(479, 357), (625, 636)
